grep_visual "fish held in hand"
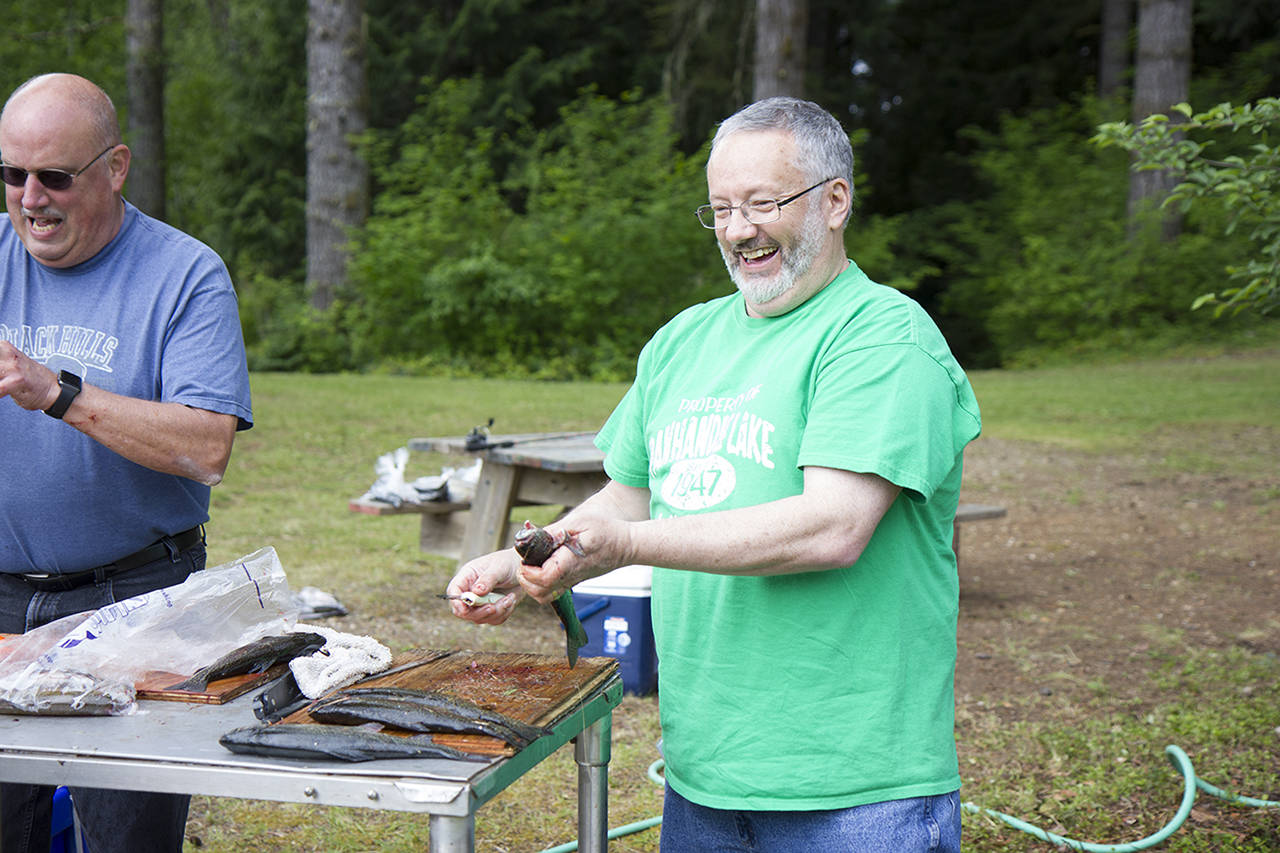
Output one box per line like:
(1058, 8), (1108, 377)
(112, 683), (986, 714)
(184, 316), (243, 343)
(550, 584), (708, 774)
(513, 521), (589, 668)
(437, 591), (505, 606)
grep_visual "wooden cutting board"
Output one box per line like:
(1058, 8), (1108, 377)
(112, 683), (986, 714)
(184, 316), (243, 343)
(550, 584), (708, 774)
(136, 664), (292, 704)
(282, 648), (618, 757)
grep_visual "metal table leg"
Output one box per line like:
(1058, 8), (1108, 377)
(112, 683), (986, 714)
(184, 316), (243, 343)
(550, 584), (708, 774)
(575, 714), (611, 853)
(429, 813), (475, 853)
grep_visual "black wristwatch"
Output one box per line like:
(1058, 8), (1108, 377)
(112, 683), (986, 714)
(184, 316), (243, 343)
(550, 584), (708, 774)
(44, 370), (82, 419)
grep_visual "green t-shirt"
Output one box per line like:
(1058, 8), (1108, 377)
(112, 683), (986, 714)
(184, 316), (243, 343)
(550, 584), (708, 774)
(597, 262), (982, 810)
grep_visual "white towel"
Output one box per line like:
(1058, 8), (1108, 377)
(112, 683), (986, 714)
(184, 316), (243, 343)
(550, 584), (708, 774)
(288, 624), (392, 699)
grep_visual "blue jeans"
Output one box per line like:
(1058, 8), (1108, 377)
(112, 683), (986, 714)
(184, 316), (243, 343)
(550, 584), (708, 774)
(0, 546), (205, 853)
(660, 784), (961, 853)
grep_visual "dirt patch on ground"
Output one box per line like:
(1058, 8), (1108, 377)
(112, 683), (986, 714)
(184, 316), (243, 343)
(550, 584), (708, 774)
(956, 436), (1278, 713)
(946, 435), (1279, 847)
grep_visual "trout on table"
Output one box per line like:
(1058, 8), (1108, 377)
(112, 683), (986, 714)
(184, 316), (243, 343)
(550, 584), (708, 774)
(219, 723), (489, 762)
(309, 686), (549, 748)
(167, 632), (327, 692)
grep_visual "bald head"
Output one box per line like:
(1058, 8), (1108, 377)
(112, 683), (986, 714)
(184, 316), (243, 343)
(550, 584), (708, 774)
(2, 74), (122, 150)
(0, 73), (130, 268)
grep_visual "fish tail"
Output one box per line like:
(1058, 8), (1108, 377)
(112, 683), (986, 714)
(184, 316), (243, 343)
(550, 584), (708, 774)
(551, 590), (588, 668)
(166, 670), (210, 692)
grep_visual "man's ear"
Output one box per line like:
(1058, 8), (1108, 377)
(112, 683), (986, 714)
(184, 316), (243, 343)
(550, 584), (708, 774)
(107, 145), (131, 193)
(826, 178), (853, 228)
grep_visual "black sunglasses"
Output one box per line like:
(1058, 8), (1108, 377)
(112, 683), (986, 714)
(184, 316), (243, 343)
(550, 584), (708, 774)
(0, 145), (116, 191)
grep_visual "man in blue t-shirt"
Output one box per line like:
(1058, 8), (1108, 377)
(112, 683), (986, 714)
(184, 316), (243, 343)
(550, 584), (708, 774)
(0, 73), (252, 853)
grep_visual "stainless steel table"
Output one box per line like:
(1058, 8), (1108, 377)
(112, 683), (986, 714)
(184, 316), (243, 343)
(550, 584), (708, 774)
(0, 672), (623, 852)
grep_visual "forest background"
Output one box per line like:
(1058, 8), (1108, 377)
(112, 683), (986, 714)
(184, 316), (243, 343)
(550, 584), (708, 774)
(2, 0), (1277, 379)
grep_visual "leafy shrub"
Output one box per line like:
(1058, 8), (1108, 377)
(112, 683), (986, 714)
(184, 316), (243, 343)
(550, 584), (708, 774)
(938, 101), (1265, 365)
(345, 82), (724, 379)
(1094, 97), (1280, 317)
(238, 265), (356, 373)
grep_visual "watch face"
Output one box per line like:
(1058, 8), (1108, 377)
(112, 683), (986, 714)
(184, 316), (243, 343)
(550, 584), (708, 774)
(46, 370), (83, 418)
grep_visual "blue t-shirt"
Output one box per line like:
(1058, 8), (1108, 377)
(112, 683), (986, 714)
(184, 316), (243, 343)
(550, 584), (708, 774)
(0, 201), (252, 573)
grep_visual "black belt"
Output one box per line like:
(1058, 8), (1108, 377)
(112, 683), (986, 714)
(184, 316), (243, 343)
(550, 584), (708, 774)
(17, 526), (206, 592)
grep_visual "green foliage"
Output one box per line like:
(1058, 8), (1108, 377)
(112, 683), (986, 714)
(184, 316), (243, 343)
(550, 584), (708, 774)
(841, 0), (1102, 217)
(1, 5), (125, 107)
(347, 83), (723, 379)
(237, 267), (356, 373)
(1093, 98), (1280, 317)
(346, 79), (515, 365)
(933, 102), (1266, 366)
(6, 1), (1278, 375)
(164, 0), (308, 283)
(841, 129), (943, 295)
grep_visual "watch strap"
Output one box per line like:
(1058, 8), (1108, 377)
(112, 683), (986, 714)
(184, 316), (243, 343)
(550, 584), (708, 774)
(44, 370), (82, 419)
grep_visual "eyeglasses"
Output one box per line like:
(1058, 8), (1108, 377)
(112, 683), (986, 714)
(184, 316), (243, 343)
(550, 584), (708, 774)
(695, 178), (835, 229)
(0, 145), (116, 191)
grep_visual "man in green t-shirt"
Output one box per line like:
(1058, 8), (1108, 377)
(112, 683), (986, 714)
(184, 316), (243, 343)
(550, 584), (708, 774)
(447, 97), (980, 852)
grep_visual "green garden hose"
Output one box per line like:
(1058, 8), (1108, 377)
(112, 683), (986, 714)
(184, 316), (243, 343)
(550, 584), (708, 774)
(962, 744), (1279, 852)
(540, 746), (1278, 853)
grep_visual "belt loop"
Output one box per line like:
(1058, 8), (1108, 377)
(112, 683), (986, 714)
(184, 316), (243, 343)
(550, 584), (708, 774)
(161, 534), (180, 562)
(93, 565), (109, 585)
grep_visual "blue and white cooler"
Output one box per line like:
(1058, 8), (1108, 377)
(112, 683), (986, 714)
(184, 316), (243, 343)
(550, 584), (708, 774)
(573, 565), (657, 695)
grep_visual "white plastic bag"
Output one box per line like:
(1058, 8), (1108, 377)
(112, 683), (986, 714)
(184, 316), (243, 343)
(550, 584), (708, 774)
(362, 447), (419, 507)
(0, 546), (298, 714)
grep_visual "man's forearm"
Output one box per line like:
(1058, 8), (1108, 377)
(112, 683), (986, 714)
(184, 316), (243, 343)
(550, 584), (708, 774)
(614, 466), (895, 576)
(61, 383), (238, 485)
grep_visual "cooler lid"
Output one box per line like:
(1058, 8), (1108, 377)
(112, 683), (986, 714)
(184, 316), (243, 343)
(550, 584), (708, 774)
(574, 564), (653, 596)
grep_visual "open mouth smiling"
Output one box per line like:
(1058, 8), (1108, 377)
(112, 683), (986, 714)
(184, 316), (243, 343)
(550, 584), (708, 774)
(24, 210), (62, 235)
(738, 244), (779, 265)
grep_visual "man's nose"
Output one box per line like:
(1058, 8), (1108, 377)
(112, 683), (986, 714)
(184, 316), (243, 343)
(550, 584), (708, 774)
(19, 175), (51, 210)
(721, 206), (759, 242)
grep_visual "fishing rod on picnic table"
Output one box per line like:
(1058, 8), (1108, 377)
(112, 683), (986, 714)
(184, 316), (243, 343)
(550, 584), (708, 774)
(463, 419), (595, 451)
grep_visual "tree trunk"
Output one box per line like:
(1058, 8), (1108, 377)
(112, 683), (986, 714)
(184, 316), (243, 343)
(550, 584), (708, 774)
(125, 0), (165, 219)
(306, 0), (369, 312)
(1127, 0), (1191, 239)
(1098, 0), (1131, 101)
(753, 0), (808, 100)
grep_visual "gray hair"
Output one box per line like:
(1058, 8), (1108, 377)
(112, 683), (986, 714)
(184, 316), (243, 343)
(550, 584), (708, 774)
(710, 97), (854, 192)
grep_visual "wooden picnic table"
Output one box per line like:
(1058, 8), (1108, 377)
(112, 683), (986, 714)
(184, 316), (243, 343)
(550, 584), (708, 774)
(350, 432), (1005, 570)
(350, 433), (608, 566)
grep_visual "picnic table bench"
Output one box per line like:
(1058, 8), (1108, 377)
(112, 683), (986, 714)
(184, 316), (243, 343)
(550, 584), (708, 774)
(350, 433), (1006, 570)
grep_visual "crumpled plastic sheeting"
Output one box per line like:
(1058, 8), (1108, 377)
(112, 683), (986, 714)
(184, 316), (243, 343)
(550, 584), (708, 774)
(437, 459), (481, 503)
(360, 447), (482, 507)
(0, 667), (135, 716)
(292, 586), (349, 620)
(0, 546), (298, 715)
(289, 624), (392, 699)
(361, 447), (417, 507)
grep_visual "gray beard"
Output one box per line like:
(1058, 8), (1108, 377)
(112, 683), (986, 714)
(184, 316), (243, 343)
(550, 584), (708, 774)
(721, 202), (827, 307)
